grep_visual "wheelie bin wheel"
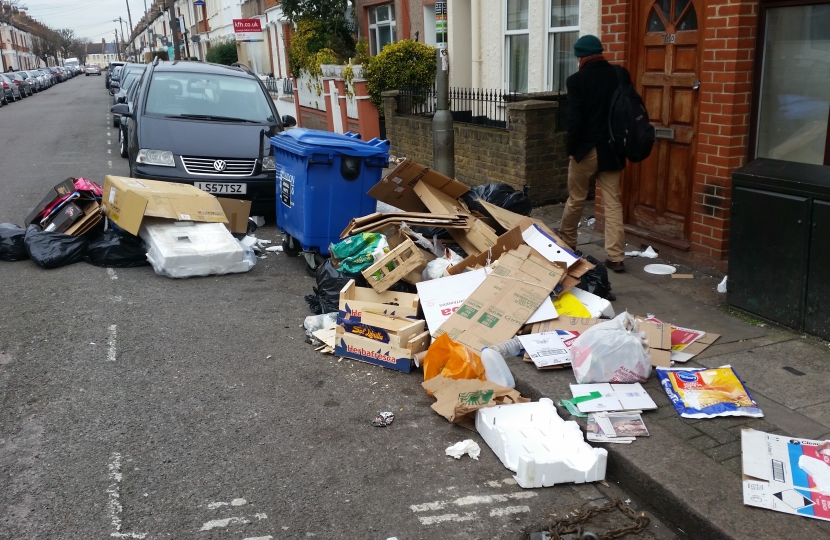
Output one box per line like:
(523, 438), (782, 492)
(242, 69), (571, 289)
(282, 235), (301, 257)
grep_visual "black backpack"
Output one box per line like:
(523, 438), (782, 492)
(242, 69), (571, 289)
(608, 66), (654, 163)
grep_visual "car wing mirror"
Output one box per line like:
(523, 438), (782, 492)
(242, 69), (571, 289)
(281, 115), (297, 128)
(111, 103), (132, 117)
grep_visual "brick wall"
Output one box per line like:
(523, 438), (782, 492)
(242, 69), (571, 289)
(382, 92), (570, 205)
(599, 0), (758, 273)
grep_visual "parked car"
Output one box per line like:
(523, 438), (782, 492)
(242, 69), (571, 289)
(111, 64), (145, 126)
(0, 73), (22, 102)
(5, 72), (32, 97)
(106, 61), (125, 89)
(19, 71), (43, 92)
(38, 69), (53, 88)
(117, 71), (145, 158)
(108, 65), (123, 96)
(86, 63), (101, 76)
(48, 67), (64, 83)
(112, 60), (297, 215)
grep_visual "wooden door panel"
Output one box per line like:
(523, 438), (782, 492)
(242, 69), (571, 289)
(674, 46), (696, 72)
(645, 47), (665, 71)
(625, 0), (701, 244)
(671, 88), (694, 125)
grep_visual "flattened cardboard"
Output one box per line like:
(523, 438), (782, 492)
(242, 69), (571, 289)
(435, 246), (566, 353)
(44, 202), (84, 233)
(341, 212), (471, 237)
(632, 316), (673, 368)
(422, 375), (530, 430)
(216, 198), (252, 234)
(446, 217), (536, 275)
(368, 158), (470, 212)
(338, 279), (420, 321)
(102, 176), (228, 235)
(64, 201), (103, 236)
(416, 268), (489, 336)
(334, 327), (415, 373)
(25, 178), (77, 225)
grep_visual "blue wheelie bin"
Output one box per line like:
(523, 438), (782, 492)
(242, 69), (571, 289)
(270, 129), (390, 263)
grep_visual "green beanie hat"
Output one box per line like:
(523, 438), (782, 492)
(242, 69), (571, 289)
(574, 35), (603, 57)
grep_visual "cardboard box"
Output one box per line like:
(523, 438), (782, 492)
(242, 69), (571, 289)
(367, 158), (470, 212)
(446, 217), (536, 275)
(633, 316), (673, 368)
(361, 239), (428, 293)
(338, 279), (420, 321)
(24, 178), (77, 225)
(341, 212), (471, 238)
(422, 375), (529, 430)
(64, 200), (102, 236)
(340, 311), (426, 348)
(216, 198), (252, 234)
(43, 202), (84, 233)
(334, 326), (428, 373)
(435, 245), (566, 353)
(742, 428), (830, 522)
(416, 268), (489, 335)
(101, 176), (228, 235)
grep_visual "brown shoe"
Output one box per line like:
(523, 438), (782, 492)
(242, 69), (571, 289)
(605, 259), (625, 273)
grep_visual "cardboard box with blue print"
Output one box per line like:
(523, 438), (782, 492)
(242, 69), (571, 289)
(334, 325), (431, 374)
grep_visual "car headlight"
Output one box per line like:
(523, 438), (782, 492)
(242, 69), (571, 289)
(262, 155), (276, 170)
(136, 149), (175, 167)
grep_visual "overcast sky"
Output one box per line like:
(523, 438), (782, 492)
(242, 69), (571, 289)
(19, 0), (150, 43)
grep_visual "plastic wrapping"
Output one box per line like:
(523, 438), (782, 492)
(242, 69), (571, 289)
(85, 227), (149, 268)
(489, 338), (523, 357)
(571, 312), (651, 384)
(423, 334), (486, 389)
(139, 220), (255, 278)
(303, 312), (337, 339)
(0, 223), (28, 261)
(656, 365), (763, 418)
(330, 233), (389, 273)
(480, 349), (515, 388)
(24, 225), (88, 269)
(462, 183), (533, 216)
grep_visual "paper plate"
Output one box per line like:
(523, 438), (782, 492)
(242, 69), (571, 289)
(644, 264), (677, 275)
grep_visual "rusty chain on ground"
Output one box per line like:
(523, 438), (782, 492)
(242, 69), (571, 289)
(549, 497), (651, 540)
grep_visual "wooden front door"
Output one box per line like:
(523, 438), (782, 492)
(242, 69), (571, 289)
(625, 0), (701, 245)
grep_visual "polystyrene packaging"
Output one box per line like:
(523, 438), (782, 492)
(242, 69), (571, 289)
(140, 220), (256, 278)
(480, 348), (515, 388)
(571, 312), (651, 384)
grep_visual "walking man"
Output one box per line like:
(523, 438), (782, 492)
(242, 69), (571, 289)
(560, 35), (628, 272)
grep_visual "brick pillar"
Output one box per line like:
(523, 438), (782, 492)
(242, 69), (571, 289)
(381, 90), (400, 155)
(505, 100), (569, 203)
(691, 0), (758, 271)
(353, 80), (381, 141)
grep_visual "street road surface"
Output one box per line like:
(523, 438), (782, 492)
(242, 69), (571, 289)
(0, 75), (679, 539)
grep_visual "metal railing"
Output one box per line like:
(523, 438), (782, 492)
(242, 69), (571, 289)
(397, 86), (516, 129)
(263, 76), (294, 97)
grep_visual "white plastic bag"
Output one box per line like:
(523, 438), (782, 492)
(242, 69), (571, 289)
(570, 312), (651, 383)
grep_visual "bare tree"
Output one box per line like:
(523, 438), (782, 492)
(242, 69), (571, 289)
(56, 28), (78, 61)
(71, 38), (89, 65)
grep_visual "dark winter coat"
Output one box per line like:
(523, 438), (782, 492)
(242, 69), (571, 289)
(566, 59), (627, 172)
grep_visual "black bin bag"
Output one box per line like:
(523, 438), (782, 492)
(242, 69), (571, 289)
(462, 184), (533, 216)
(85, 228), (149, 268)
(24, 225), (88, 269)
(0, 223), (28, 261)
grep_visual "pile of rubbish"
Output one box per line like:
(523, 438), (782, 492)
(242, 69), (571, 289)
(301, 158), (770, 491)
(0, 176), (277, 278)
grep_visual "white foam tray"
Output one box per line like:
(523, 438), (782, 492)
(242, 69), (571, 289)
(475, 398), (607, 488)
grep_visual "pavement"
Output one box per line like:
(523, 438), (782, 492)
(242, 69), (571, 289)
(526, 202), (830, 539)
(0, 73), (683, 540)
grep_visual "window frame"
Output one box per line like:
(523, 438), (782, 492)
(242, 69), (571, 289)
(748, 0), (830, 166)
(545, 0), (580, 92)
(503, 0), (530, 93)
(367, 3), (397, 56)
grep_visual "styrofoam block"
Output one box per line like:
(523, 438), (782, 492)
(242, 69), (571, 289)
(140, 219), (255, 278)
(475, 398), (607, 488)
(570, 287), (615, 319)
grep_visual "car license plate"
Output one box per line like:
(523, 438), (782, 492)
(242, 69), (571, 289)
(194, 182), (247, 195)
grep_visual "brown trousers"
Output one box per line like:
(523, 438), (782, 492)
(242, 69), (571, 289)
(559, 148), (625, 262)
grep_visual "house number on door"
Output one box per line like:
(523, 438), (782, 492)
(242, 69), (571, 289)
(664, 33), (676, 43)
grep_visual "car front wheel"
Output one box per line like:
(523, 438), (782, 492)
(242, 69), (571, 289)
(119, 130), (128, 158)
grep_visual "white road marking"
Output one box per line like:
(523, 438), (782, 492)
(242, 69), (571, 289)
(107, 325), (117, 362)
(489, 506), (530, 517)
(243, 537), (274, 540)
(254, 513), (267, 520)
(108, 149), (112, 154)
(486, 481), (502, 488)
(108, 160), (113, 168)
(232, 498), (248, 506)
(199, 517), (249, 531)
(207, 502), (228, 510)
(410, 501), (445, 512)
(107, 268), (118, 280)
(106, 453), (147, 539)
(108, 132), (112, 136)
(418, 512), (477, 525)
(108, 140), (112, 145)
(207, 497), (247, 510)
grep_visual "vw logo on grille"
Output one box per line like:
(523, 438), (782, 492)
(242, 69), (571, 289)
(213, 160), (227, 172)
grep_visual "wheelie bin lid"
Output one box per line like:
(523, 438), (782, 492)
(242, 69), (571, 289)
(270, 128), (390, 158)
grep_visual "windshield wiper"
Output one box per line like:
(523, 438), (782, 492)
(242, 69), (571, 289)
(171, 114), (261, 123)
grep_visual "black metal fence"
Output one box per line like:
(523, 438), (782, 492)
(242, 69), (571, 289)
(397, 86), (516, 129)
(264, 76), (294, 97)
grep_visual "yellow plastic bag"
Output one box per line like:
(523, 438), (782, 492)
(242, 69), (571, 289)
(554, 291), (592, 318)
(423, 334), (486, 394)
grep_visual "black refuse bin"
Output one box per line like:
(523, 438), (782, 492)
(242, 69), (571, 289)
(729, 158), (830, 339)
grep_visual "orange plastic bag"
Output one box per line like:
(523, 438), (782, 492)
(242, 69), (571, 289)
(423, 334), (486, 394)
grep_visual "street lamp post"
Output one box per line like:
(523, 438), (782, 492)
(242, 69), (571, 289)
(432, 0), (454, 178)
